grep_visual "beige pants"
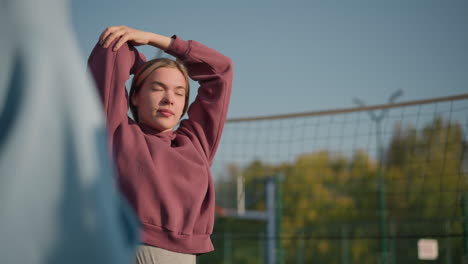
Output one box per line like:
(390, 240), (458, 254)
(135, 245), (196, 264)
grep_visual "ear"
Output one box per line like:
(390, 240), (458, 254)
(131, 92), (139, 107)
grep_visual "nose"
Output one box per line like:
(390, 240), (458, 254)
(161, 92), (175, 105)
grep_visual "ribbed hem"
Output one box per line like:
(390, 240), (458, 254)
(140, 222), (214, 255)
(165, 35), (191, 60)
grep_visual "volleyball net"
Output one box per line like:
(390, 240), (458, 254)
(203, 93), (468, 263)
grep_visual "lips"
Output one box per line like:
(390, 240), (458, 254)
(157, 109), (174, 117)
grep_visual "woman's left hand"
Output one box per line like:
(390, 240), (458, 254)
(99, 25), (152, 51)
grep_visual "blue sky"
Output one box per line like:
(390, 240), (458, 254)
(71, 0), (468, 119)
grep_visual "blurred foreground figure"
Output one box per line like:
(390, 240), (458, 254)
(0, 1), (138, 263)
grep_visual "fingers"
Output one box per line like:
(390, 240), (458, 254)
(99, 26), (118, 45)
(98, 27), (112, 45)
(99, 26), (128, 50)
(98, 26), (149, 51)
(113, 35), (129, 51)
(102, 27), (123, 48)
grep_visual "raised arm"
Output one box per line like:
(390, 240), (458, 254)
(166, 36), (233, 164)
(96, 26), (233, 163)
(87, 27), (146, 133)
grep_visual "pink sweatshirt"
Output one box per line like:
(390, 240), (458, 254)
(88, 36), (233, 254)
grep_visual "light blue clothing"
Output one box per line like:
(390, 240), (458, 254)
(0, 1), (138, 263)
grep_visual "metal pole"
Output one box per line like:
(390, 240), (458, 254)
(237, 173), (245, 215)
(224, 231), (232, 264)
(445, 222), (452, 264)
(259, 231), (265, 264)
(296, 230), (304, 264)
(376, 120), (389, 264)
(463, 192), (468, 259)
(353, 90), (402, 264)
(266, 177), (276, 264)
(341, 225), (349, 264)
(276, 173), (284, 264)
(390, 222), (396, 264)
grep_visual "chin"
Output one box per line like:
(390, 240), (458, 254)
(155, 123), (176, 132)
(147, 118), (173, 131)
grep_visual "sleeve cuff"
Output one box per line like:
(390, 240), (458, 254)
(165, 35), (191, 60)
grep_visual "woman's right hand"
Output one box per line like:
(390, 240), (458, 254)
(99, 26), (172, 52)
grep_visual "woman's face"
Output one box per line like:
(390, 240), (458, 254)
(132, 67), (187, 133)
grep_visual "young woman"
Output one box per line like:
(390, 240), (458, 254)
(88, 26), (233, 263)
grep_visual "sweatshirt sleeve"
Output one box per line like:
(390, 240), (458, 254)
(166, 36), (233, 164)
(87, 41), (146, 133)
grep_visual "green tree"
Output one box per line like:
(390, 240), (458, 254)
(385, 117), (466, 262)
(204, 116), (466, 264)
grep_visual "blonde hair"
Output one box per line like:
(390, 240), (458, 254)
(129, 58), (190, 123)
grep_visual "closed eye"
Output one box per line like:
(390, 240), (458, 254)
(175, 87), (186, 97)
